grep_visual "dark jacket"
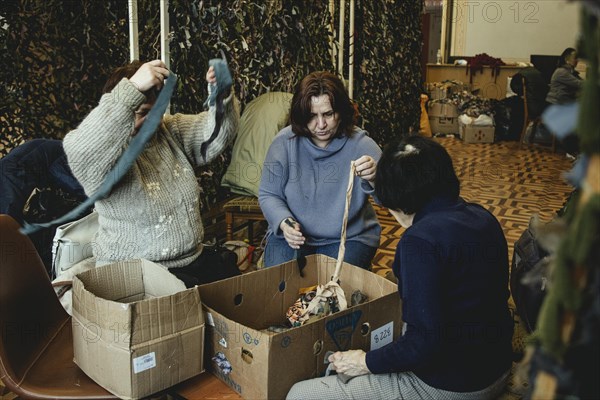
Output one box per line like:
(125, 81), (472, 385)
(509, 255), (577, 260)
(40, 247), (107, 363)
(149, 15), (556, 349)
(511, 67), (549, 118)
(366, 196), (514, 392)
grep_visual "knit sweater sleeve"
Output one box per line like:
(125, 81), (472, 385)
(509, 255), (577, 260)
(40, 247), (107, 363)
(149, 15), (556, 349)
(63, 79), (146, 196)
(258, 133), (293, 235)
(365, 234), (445, 373)
(553, 67), (583, 90)
(163, 90), (240, 167)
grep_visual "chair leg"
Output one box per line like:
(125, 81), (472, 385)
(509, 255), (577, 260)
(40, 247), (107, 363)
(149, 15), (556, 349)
(519, 119), (530, 148)
(225, 211), (233, 242)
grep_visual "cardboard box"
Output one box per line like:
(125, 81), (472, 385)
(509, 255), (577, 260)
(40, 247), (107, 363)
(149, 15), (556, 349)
(199, 254), (402, 400)
(429, 86), (447, 100)
(428, 102), (459, 134)
(460, 124), (495, 143)
(72, 259), (204, 399)
(427, 81), (471, 100)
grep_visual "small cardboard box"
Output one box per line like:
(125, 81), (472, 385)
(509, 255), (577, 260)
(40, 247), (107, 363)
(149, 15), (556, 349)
(428, 102), (459, 134)
(200, 254), (402, 400)
(429, 86), (447, 100)
(460, 124), (495, 144)
(72, 259), (204, 399)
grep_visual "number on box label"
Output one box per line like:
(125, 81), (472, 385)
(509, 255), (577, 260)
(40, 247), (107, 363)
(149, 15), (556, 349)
(370, 322), (393, 351)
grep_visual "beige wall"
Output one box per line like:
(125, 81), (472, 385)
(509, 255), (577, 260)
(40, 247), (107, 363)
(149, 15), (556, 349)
(450, 0), (580, 63)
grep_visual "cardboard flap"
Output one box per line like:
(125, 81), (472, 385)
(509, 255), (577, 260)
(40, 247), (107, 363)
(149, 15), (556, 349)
(72, 267), (133, 337)
(75, 259), (145, 301)
(139, 259), (187, 297)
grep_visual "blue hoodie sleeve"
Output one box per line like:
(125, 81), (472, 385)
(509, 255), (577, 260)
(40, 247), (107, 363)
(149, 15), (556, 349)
(258, 133), (294, 235)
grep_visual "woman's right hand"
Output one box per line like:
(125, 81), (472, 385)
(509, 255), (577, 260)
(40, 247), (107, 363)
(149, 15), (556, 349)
(129, 60), (170, 92)
(279, 217), (305, 249)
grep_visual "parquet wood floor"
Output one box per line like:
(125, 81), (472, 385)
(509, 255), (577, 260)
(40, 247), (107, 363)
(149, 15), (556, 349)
(0, 138), (573, 400)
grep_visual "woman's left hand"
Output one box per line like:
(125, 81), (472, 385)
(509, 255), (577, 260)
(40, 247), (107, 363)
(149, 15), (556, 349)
(328, 350), (370, 377)
(354, 155), (377, 183)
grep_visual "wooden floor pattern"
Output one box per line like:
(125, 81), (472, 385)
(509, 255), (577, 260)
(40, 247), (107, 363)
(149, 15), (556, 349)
(1, 138), (574, 400)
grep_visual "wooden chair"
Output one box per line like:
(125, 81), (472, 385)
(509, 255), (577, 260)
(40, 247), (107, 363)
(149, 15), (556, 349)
(0, 214), (116, 399)
(223, 196), (265, 244)
(519, 76), (556, 152)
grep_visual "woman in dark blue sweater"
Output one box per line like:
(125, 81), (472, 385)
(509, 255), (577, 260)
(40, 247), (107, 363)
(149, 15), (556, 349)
(287, 136), (513, 399)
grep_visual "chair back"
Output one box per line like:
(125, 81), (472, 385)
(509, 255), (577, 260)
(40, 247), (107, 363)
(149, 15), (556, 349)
(0, 214), (69, 389)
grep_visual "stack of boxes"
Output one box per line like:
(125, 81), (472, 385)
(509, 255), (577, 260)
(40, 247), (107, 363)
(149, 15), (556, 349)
(426, 81), (496, 143)
(428, 102), (459, 135)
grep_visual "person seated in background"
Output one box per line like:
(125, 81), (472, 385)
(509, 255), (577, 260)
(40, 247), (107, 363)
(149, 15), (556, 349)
(287, 136), (514, 400)
(63, 59), (240, 287)
(258, 71), (382, 270)
(546, 47), (583, 105)
(546, 47), (584, 155)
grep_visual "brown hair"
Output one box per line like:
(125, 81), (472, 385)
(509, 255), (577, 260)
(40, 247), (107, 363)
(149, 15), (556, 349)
(289, 71), (357, 138)
(102, 60), (157, 102)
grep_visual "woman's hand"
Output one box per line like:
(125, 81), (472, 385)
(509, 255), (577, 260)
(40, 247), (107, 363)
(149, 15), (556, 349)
(206, 66), (216, 85)
(279, 217), (305, 249)
(328, 350), (370, 377)
(129, 60), (170, 92)
(354, 155), (377, 183)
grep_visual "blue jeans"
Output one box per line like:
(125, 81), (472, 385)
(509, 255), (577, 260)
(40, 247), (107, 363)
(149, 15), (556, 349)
(263, 234), (377, 270)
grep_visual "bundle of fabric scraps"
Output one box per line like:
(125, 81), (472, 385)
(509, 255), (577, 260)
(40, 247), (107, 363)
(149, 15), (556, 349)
(466, 53), (505, 83)
(445, 91), (499, 119)
(285, 285), (318, 327)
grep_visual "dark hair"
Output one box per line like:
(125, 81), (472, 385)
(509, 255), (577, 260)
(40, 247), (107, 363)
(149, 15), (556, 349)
(289, 71), (357, 138)
(558, 48), (577, 67)
(375, 136), (460, 215)
(102, 60), (157, 102)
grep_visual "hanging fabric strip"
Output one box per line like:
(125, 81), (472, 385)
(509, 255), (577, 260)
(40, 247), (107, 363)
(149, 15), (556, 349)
(333, 161), (356, 281)
(21, 73), (179, 235)
(200, 58), (233, 161)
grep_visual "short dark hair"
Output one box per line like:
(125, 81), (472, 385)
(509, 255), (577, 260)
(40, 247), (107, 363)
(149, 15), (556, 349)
(558, 47), (577, 67)
(375, 136), (460, 215)
(102, 60), (157, 103)
(289, 71), (357, 138)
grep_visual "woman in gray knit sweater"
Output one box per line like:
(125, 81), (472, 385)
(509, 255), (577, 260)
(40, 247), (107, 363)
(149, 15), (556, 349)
(63, 60), (240, 283)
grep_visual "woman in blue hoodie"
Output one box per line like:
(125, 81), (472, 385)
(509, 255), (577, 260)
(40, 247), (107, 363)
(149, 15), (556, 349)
(259, 71), (381, 269)
(287, 136), (513, 400)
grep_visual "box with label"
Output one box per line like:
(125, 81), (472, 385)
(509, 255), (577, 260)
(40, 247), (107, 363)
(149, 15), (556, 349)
(428, 102), (459, 135)
(199, 254), (402, 400)
(72, 259), (204, 400)
(460, 124), (495, 144)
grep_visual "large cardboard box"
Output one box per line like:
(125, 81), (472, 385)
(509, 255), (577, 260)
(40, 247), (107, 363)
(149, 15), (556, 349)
(72, 259), (204, 399)
(199, 254), (402, 400)
(428, 102), (459, 134)
(460, 123), (495, 144)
